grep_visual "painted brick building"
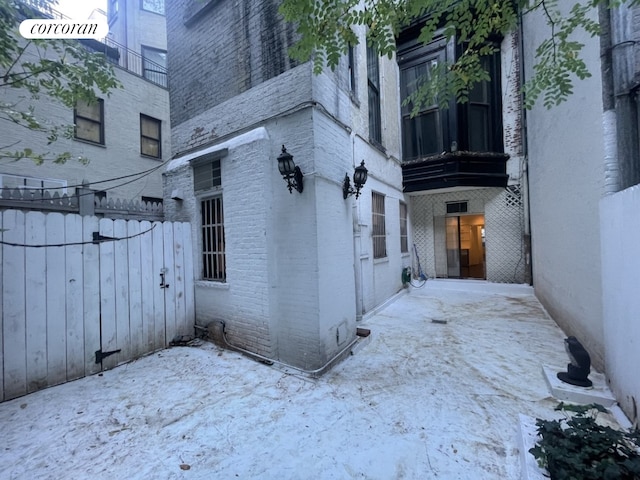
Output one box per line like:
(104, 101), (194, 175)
(163, 0), (408, 370)
(0, 1), (169, 203)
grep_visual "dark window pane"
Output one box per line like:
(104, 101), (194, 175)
(403, 111), (441, 159)
(75, 118), (102, 143)
(469, 105), (489, 151)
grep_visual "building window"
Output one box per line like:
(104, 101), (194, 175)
(399, 201), (408, 253)
(142, 46), (167, 87)
(348, 45), (356, 94)
(201, 196), (225, 281)
(141, 0), (164, 14)
(193, 155), (225, 281)
(140, 114), (161, 158)
(446, 201), (468, 214)
(74, 98), (104, 145)
(398, 33), (503, 161)
(367, 44), (382, 146)
(372, 192), (386, 259)
(193, 157), (222, 191)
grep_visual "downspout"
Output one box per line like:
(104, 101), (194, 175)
(518, 10), (533, 285)
(599, 3), (620, 195)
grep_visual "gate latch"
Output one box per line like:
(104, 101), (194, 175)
(160, 268), (170, 289)
(95, 348), (121, 364)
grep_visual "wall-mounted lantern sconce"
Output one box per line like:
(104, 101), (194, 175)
(343, 160), (368, 199)
(277, 145), (303, 194)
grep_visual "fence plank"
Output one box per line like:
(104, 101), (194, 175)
(65, 214), (84, 381)
(139, 221), (155, 352)
(2, 210), (27, 399)
(83, 216), (101, 375)
(183, 222), (195, 331)
(163, 222), (177, 342)
(25, 212), (47, 393)
(152, 222), (165, 349)
(113, 219), (130, 366)
(99, 218), (117, 371)
(127, 221), (143, 359)
(173, 222), (187, 336)
(46, 213), (66, 386)
(0, 212), (3, 401)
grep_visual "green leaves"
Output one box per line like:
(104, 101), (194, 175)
(280, 0), (630, 111)
(0, 0), (120, 164)
(530, 403), (640, 480)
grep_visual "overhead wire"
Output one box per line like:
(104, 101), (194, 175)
(0, 223), (156, 248)
(1, 160), (168, 202)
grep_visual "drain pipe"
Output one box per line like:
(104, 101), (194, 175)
(218, 321), (360, 377)
(599, 2), (620, 195)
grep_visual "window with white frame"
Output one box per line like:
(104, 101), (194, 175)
(399, 201), (408, 253)
(194, 156), (225, 281)
(372, 192), (386, 259)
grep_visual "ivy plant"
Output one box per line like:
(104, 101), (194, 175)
(529, 402), (640, 480)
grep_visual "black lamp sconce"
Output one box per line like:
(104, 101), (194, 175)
(277, 145), (304, 194)
(343, 160), (368, 199)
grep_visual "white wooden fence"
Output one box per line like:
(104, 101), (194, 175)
(0, 210), (194, 401)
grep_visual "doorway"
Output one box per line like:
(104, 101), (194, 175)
(439, 214), (485, 279)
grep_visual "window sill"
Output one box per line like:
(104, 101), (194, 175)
(195, 280), (229, 290)
(373, 257), (389, 265)
(140, 153), (163, 161)
(140, 8), (165, 16)
(74, 138), (106, 148)
(401, 252), (410, 258)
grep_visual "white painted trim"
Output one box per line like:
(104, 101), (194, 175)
(166, 127), (270, 172)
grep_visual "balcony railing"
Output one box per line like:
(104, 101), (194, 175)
(84, 37), (168, 88)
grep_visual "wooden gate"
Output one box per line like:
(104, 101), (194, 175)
(0, 210), (195, 402)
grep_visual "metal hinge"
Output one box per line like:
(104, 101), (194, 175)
(95, 348), (121, 364)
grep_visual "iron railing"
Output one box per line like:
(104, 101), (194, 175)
(18, 0), (168, 88)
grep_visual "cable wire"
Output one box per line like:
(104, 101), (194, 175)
(0, 223), (156, 248)
(3, 162), (166, 202)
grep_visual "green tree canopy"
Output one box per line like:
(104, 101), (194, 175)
(1, 0), (119, 164)
(280, 0), (634, 110)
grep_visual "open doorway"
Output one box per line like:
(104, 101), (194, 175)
(439, 214), (485, 279)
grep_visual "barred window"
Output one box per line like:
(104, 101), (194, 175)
(399, 201), (408, 253)
(201, 196), (225, 281)
(372, 192), (386, 259)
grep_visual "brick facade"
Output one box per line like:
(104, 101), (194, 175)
(164, 0), (406, 370)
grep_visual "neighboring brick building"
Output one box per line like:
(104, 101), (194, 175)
(0, 1), (169, 203)
(164, 0), (407, 370)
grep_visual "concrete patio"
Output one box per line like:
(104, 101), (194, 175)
(0, 280), (614, 479)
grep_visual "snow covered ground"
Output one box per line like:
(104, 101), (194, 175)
(1, 280), (579, 479)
